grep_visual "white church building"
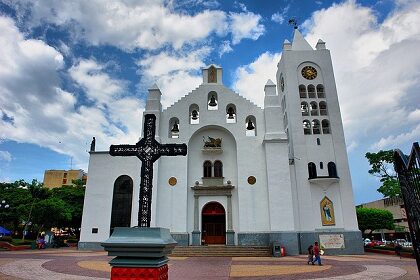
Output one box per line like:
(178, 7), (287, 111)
(79, 30), (363, 255)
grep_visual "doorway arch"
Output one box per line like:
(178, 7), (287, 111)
(110, 175), (133, 235)
(202, 202), (226, 244)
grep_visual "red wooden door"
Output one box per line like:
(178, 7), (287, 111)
(202, 202), (226, 245)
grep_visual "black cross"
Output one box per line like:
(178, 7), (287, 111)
(110, 114), (187, 227)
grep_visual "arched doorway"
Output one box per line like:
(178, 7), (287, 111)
(202, 202), (226, 244)
(110, 175), (133, 235)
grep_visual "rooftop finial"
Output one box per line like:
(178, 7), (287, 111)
(288, 17), (298, 29)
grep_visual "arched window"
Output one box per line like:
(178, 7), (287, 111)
(299, 85), (307, 98)
(189, 104), (199, 124)
(310, 101), (318, 116)
(214, 161), (223, 177)
(208, 91), (218, 110)
(308, 85), (316, 98)
(203, 161), (212, 177)
(169, 117), (180, 138)
(317, 84), (325, 98)
(312, 119), (321, 134)
(328, 162), (338, 178)
(319, 101), (328, 116)
(308, 162), (317, 179)
(226, 104), (236, 123)
(322, 119), (330, 134)
(110, 175), (133, 234)
(303, 120), (311, 135)
(245, 115), (256, 136)
(301, 102), (309, 116)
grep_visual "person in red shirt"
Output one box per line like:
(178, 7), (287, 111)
(312, 241), (322, 265)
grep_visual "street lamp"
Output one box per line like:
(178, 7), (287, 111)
(0, 200), (10, 226)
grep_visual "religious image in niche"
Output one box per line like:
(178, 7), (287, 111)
(320, 196), (335, 226)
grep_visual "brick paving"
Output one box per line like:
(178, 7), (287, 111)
(0, 248), (418, 279)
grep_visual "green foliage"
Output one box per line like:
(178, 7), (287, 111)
(50, 185), (85, 228)
(365, 150), (401, 197)
(31, 198), (72, 230)
(0, 179), (85, 237)
(356, 207), (395, 234)
(71, 179), (85, 188)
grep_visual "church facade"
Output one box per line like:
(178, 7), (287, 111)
(79, 30), (363, 255)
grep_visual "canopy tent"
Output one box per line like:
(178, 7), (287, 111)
(0, 226), (11, 235)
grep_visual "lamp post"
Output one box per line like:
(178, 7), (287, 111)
(0, 200), (10, 226)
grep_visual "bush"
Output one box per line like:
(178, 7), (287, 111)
(66, 238), (78, 243)
(0, 236), (12, 242)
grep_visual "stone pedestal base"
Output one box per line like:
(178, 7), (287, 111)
(192, 230), (201, 245)
(111, 265), (168, 280)
(226, 230), (235, 245)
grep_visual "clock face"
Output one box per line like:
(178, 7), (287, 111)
(280, 76), (285, 92)
(301, 66), (317, 80)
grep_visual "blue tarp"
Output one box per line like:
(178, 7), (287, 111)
(0, 226), (11, 235)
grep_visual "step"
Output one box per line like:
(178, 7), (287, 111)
(170, 246), (272, 257)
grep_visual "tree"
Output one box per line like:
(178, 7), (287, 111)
(356, 207), (395, 235)
(31, 197), (71, 234)
(50, 185), (85, 234)
(365, 150), (400, 197)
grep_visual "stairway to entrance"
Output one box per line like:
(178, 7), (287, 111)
(170, 245), (271, 257)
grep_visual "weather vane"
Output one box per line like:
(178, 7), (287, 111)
(288, 17), (298, 29)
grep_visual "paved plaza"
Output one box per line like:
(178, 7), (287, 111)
(0, 248), (418, 279)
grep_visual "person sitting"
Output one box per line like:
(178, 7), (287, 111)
(36, 235), (46, 249)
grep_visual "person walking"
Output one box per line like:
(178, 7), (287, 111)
(312, 241), (322, 266)
(307, 244), (314, 264)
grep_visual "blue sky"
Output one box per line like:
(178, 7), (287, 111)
(0, 0), (419, 205)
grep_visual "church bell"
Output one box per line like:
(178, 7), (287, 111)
(246, 119), (255, 130)
(227, 107), (235, 119)
(171, 122), (179, 133)
(191, 110), (198, 120)
(208, 95), (217, 107)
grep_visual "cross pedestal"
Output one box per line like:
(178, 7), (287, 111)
(102, 114), (187, 280)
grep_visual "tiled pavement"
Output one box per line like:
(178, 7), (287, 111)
(0, 248), (418, 279)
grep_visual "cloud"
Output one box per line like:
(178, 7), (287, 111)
(0, 16), (144, 169)
(7, 0), (228, 50)
(219, 40), (233, 57)
(229, 11), (265, 44)
(372, 124), (420, 150)
(138, 48), (210, 108)
(301, 0), (420, 152)
(0, 151), (12, 162)
(233, 51), (281, 107)
(271, 5), (290, 25)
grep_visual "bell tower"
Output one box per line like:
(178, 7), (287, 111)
(276, 29), (360, 252)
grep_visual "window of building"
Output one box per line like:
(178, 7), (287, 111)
(303, 120), (311, 135)
(169, 117), (180, 138)
(62, 178), (67, 184)
(328, 162), (338, 178)
(322, 119), (330, 134)
(310, 101), (318, 116)
(308, 85), (316, 98)
(189, 104), (199, 124)
(299, 85), (307, 98)
(312, 119), (321, 134)
(308, 162), (317, 179)
(317, 138), (321, 145)
(208, 91), (218, 110)
(301, 102), (309, 116)
(63, 172), (67, 178)
(320, 162), (324, 169)
(245, 115), (256, 136)
(319, 101), (328, 116)
(203, 161), (212, 177)
(214, 161), (223, 177)
(317, 84), (325, 98)
(226, 104), (236, 123)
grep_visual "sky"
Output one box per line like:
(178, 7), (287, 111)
(0, 0), (419, 205)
